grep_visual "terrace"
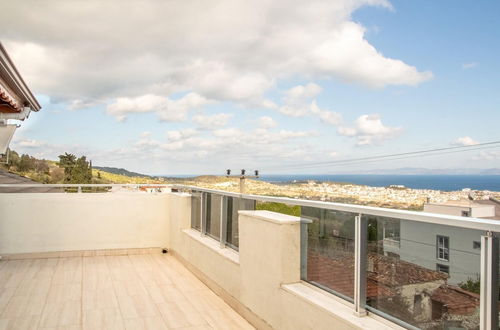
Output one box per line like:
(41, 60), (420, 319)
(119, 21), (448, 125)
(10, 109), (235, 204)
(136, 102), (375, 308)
(0, 183), (499, 330)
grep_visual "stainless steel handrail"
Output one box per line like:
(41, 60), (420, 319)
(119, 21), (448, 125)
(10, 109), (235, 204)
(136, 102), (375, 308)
(173, 184), (500, 232)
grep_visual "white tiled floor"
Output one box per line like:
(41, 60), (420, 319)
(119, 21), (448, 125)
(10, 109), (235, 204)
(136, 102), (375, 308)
(0, 254), (255, 330)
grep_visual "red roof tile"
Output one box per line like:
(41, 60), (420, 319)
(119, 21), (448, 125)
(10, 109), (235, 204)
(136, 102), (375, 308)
(0, 85), (21, 112)
(431, 285), (480, 315)
(307, 251), (447, 300)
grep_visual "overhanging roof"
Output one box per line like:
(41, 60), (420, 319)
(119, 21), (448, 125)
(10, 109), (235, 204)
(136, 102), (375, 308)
(0, 42), (41, 112)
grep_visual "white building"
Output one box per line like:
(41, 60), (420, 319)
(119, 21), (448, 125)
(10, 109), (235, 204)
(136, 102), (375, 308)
(424, 200), (495, 218)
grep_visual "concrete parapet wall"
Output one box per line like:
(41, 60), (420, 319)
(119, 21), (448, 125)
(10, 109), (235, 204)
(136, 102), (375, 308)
(168, 193), (395, 329)
(0, 192), (169, 254)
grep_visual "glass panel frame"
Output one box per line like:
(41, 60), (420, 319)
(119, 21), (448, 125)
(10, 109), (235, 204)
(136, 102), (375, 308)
(225, 197), (256, 250)
(301, 206), (357, 303)
(364, 215), (482, 329)
(190, 191), (202, 231)
(204, 192), (222, 240)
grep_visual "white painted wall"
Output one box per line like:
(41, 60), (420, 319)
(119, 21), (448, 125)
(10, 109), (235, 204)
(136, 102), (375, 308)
(423, 203), (494, 218)
(0, 192), (169, 254)
(471, 205), (495, 218)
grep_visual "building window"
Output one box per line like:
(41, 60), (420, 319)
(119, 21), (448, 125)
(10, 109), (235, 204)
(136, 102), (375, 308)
(461, 210), (470, 217)
(473, 241), (481, 249)
(436, 264), (449, 274)
(436, 235), (449, 261)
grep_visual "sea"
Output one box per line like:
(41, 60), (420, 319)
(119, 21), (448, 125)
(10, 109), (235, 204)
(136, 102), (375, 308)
(257, 175), (500, 192)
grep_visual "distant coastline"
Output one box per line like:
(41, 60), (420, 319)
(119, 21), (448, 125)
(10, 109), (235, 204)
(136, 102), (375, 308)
(257, 174), (500, 192)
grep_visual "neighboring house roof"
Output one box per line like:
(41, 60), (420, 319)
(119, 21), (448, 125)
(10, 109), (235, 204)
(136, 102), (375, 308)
(431, 285), (480, 315)
(307, 252), (395, 299)
(307, 251), (447, 300)
(368, 254), (448, 287)
(0, 42), (41, 113)
(436, 200), (487, 208)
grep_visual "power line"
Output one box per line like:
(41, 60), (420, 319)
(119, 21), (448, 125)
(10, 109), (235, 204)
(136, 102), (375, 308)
(261, 140), (500, 171)
(315, 145), (500, 171)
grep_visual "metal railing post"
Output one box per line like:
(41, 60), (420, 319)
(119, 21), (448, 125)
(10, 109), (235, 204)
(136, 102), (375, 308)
(354, 214), (367, 316)
(200, 192), (206, 237)
(220, 196), (227, 248)
(480, 231), (499, 330)
(77, 185), (82, 193)
(300, 218), (311, 280)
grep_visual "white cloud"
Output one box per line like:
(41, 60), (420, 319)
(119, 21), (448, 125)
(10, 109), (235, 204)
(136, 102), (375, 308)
(15, 138), (45, 148)
(258, 116), (277, 129)
(117, 125), (319, 172)
(329, 151), (339, 157)
(272, 84), (343, 126)
(166, 128), (198, 141)
(276, 129), (316, 139)
(106, 93), (211, 122)
(213, 128), (242, 138)
(272, 85), (400, 147)
(337, 114), (402, 145)
(308, 22), (432, 88)
(284, 83), (322, 101)
(278, 83), (323, 117)
(451, 136), (479, 146)
(2, 0), (431, 108)
(310, 100), (342, 125)
(192, 113), (232, 130)
(462, 62), (478, 69)
(475, 150), (500, 161)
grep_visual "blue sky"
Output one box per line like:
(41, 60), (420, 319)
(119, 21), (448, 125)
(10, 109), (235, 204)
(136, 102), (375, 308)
(1, 0), (499, 175)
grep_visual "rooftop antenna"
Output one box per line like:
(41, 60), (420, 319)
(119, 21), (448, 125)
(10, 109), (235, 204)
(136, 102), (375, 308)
(226, 169), (259, 194)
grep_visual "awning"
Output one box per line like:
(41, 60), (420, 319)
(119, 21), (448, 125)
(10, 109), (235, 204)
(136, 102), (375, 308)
(0, 124), (17, 154)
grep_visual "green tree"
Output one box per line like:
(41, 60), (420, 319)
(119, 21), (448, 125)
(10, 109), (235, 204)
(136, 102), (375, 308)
(18, 154), (35, 172)
(58, 153), (92, 183)
(34, 159), (49, 174)
(58, 153), (76, 181)
(459, 277), (480, 295)
(6, 150), (20, 169)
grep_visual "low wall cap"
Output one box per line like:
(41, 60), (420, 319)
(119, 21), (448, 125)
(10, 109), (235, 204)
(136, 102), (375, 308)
(238, 210), (301, 224)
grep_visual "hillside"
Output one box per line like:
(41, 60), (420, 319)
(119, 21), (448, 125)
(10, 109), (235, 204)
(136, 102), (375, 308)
(0, 150), (163, 184)
(93, 166), (154, 178)
(92, 168), (163, 184)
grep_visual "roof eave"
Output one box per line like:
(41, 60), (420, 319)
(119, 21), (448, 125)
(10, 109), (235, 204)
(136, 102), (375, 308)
(0, 42), (41, 111)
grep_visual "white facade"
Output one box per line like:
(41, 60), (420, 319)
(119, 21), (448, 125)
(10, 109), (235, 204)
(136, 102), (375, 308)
(424, 202), (495, 218)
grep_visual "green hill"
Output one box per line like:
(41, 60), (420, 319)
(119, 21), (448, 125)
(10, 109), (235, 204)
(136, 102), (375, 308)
(93, 166), (154, 178)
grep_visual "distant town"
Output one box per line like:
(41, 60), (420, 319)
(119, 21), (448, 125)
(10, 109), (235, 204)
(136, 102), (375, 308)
(173, 175), (500, 211)
(2, 150), (500, 211)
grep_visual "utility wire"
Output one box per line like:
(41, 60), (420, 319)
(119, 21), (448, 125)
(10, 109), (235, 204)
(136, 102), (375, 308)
(261, 140), (500, 171)
(319, 145), (500, 172)
(307, 145), (500, 170)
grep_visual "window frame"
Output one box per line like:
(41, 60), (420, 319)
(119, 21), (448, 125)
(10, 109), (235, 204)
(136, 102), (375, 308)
(436, 263), (450, 274)
(436, 235), (450, 261)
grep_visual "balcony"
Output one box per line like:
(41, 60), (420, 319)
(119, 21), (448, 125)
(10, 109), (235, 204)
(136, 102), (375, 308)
(1, 184), (499, 329)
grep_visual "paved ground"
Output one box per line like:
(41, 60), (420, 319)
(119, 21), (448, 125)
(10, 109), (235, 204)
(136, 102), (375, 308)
(0, 169), (61, 193)
(0, 253), (254, 329)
